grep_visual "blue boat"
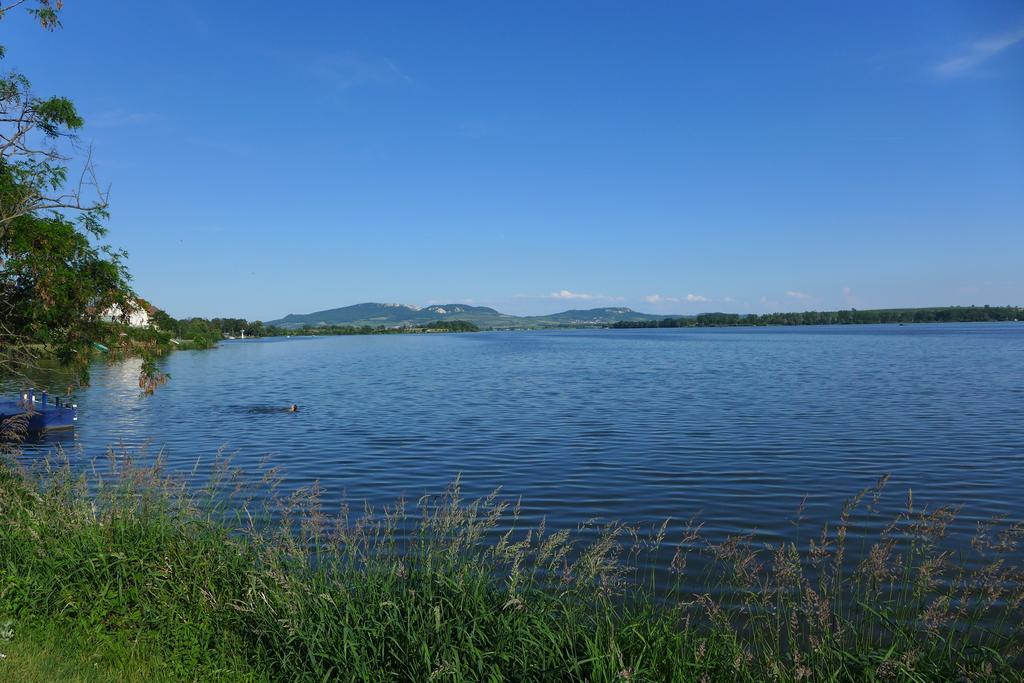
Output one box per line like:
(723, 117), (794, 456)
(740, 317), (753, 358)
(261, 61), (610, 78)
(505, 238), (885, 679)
(0, 389), (78, 436)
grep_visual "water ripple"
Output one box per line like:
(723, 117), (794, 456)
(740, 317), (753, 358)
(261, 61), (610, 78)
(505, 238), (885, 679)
(14, 323), (1024, 573)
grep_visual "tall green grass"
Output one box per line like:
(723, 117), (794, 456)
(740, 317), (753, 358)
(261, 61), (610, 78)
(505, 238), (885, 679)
(0, 449), (1020, 681)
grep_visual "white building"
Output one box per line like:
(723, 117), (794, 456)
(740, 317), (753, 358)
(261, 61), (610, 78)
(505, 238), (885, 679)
(100, 299), (155, 328)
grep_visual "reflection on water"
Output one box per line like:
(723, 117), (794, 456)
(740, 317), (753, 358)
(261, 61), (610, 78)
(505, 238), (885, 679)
(9, 323), (1024, 586)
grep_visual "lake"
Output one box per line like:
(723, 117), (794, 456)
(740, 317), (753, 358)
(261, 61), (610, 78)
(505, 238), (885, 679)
(14, 323), (1024, 580)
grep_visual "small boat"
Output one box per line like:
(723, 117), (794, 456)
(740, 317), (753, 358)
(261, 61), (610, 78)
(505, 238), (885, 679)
(0, 389), (78, 435)
(92, 341), (110, 353)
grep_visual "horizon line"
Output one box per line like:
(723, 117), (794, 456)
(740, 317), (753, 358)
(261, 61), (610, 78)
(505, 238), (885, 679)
(165, 300), (1023, 323)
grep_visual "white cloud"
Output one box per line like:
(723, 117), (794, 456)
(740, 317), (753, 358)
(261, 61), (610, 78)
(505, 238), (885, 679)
(643, 293), (708, 304)
(309, 52), (411, 89)
(549, 289), (596, 300)
(643, 294), (680, 304)
(546, 290), (624, 301)
(935, 25), (1024, 78)
(786, 290), (811, 300)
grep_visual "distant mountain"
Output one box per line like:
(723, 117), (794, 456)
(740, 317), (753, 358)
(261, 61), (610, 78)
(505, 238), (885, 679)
(270, 302), (521, 329)
(532, 307), (665, 325)
(272, 302), (422, 328)
(267, 302), (674, 330)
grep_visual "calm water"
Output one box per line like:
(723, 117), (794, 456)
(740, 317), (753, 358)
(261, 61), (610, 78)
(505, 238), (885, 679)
(14, 323), (1024, 566)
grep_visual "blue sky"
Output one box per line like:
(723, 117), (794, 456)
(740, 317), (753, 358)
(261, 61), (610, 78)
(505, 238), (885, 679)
(4, 1), (1022, 319)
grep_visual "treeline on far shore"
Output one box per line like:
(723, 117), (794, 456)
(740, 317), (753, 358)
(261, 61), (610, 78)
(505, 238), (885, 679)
(154, 312), (480, 348)
(262, 319), (482, 336)
(611, 305), (1023, 329)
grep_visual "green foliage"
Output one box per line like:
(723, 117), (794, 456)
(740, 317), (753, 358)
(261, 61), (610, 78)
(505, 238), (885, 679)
(150, 315), (482, 340)
(1, 212), (131, 370)
(0, 1), (66, 32)
(0, 455), (1020, 681)
(0, 621), (183, 682)
(155, 316), (263, 342)
(28, 94), (82, 134)
(262, 319), (482, 336)
(148, 308), (176, 333)
(612, 306), (1024, 329)
(422, 319), (480, 332)
(0, 6), (143, 388)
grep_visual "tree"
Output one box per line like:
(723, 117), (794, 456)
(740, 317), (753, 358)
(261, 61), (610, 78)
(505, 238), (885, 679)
(149, 308), (177, 333)
(0, 1), (162, 391)
(0, 1), (62, 31)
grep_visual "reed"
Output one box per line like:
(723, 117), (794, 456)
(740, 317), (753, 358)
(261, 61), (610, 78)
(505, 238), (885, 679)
(0, 449), (1020, 681)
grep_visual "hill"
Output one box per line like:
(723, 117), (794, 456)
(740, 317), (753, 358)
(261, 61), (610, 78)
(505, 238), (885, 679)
(267, 303), (671, 330)
(528, 307), (665, 325)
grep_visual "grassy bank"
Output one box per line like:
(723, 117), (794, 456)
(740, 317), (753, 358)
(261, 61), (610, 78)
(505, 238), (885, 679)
(0, 453), (1021, 681)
